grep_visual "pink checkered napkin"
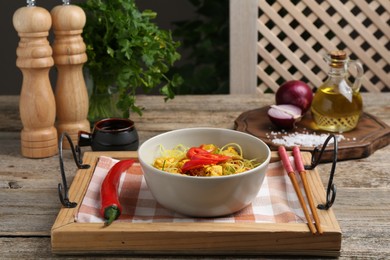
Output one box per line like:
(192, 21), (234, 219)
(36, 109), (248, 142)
(76, 156), (310, 224)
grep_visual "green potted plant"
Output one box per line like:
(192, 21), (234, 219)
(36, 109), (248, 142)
(78, 0), (182, 122)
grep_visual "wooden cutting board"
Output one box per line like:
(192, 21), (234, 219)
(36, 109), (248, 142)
(235, 106), (390, 162)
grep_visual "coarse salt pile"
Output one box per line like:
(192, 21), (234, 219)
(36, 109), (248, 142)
(268, 131), (346, 147)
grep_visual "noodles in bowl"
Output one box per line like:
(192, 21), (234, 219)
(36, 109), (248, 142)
(138, 128), (271, 217)
(152, 143), (261, 177)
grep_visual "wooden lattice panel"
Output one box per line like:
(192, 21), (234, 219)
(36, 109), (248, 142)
(256, 0), (390, 94)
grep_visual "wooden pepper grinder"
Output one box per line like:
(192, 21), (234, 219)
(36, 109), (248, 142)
(13, 0), (58, 158)
(51, 0), (90, 149)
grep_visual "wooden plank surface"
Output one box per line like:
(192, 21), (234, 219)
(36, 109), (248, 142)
(1, 93), (390, 259)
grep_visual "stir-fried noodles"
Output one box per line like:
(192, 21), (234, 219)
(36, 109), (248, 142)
(152, 143), (260, 177)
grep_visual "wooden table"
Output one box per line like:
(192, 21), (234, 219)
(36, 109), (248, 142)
(1, 93), (390, 259)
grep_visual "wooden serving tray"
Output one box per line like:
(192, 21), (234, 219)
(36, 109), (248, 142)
(51, 151), (341, 256)
(235, 107), (390, 162)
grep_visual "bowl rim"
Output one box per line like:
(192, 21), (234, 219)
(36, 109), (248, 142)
(138, 127), (271, 180)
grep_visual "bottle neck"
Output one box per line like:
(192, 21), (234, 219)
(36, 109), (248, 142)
(328, 66), (347, 77)
(322, 65), (350, 90)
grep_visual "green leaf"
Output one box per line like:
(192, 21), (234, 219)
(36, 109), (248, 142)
(106, 46), (115, 57)
(142, 10), (157, 19)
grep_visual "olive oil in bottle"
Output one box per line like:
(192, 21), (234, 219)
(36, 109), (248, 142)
(311, 50), (364, 133)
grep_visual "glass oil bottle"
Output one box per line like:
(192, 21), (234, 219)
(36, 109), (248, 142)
(311, 50), (364, 132)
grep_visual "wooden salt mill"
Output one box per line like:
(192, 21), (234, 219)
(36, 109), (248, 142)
(13, 0), (58, 158)
(51, 0), (90, 149)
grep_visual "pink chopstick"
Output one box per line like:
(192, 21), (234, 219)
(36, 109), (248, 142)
(293, 146), (323, 234)
(278, 146), (317, 235)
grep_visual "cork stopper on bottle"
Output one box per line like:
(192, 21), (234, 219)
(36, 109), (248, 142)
(330, 50), (347, 60)
(328, 50), (347, 68)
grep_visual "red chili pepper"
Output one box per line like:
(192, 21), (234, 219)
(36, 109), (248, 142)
(100, 159), (134, 226)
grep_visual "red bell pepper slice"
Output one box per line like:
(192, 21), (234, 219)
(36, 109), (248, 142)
(187, 147), (208, 158)
(182, 147), (231, 173)
(181, 158), (219, 172)
(191, 153), (231, 162)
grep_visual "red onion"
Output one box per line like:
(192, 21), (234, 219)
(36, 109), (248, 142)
(275, 80), (313, 113)
(267, 104), (302, 130)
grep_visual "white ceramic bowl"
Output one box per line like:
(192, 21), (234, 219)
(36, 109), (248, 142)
(138, 128), (271, 217)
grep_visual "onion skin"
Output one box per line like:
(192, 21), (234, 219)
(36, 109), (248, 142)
(267, 104), (302, 130)
(275, 80), (313, 113)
